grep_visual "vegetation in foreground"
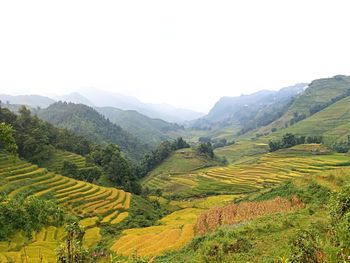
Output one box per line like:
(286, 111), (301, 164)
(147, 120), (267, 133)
(154, 169), (350, 262)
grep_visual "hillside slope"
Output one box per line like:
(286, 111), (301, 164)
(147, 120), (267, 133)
(268, 95), (350, 144)
(259, 75), (350, 134)
(35, 102), (150, 161)
(96, 106), (183, 146)
(191, 83), (305, 131)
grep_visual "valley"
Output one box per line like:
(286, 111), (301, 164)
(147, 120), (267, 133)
(1, 75), (350, 262)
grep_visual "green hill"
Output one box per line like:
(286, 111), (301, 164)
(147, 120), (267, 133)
(267, 95), (350, 145)
(36, 102), (151, 161)
(258, 75), (350, 134)
(96, 106), (182, 146)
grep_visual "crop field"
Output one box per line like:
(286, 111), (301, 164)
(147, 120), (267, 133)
(0, 153), (133, 262)
(146, 148), (219, 177)
(143, 145), (350, 198)
(0, 217), (103, 262)
(195, 196), (303, 235)
(111, 208), (203, 257)
(0, 154), (131, 224)
(214, 141), (269, 163)
(40, 150), (96, 174)
(0, 226), (65, 262)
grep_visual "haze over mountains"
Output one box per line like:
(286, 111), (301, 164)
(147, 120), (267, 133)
(0, 88), (204, 123)
(1, 75), (350, 146)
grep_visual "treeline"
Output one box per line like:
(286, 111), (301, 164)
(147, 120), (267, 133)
(88, 144), (141, 193)
(269, 133), (323, 152)
(136, 137), (190, 178)
(61, 160), (103, 183)
(0, 106), (91, 164)
(198, 137), (235, 149)
(331, 135), (350, 153)
(0, 106), (140, 193)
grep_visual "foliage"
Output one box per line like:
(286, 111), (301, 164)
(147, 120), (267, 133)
(97, 106), (183, 147)
(0, 106), (91, 164)
(196, 142), (214, 158)
(89, 144), (140, 193)
(0, 195), (64, 240)
(289, 229), (322, 263)
(269, 133), (323, 152)
(61, 160), (103, 183)
(136, 137), (190, 178)
(36, 102), (150, 161)
(0, 122), (17, 156)
(57, 222), (89, 263)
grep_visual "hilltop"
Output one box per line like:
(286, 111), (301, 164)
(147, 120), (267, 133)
(96, 106), (183, 146)
(35, 101), (150, 161)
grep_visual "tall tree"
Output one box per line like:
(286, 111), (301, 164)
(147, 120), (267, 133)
(0, 122), (17, 156)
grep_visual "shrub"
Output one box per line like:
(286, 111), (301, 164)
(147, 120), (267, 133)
(289, 229), (322, 263)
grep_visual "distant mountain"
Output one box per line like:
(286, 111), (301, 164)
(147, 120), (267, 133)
(96, 107), (183, 146)
(35, 102), (151, 161)
(190, 83), (306, 132)
(55, 92), (95, 107)
(78, 87), (205, 123)
(0, 94), (55, 108)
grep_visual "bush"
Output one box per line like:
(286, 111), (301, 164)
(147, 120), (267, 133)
(289, 229), (322, 263)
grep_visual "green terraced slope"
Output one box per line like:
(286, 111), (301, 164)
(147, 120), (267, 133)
(0, 154), (131, 224)
(259, 75), (350, 134)
(269, 96), (350, 144)
(143, 144), (350, 198)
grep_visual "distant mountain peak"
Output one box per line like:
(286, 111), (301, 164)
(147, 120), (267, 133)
(55, 92), (95, 107)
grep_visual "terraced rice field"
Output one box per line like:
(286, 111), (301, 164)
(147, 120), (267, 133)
(41, 150), (93, 174)
(201, 150), (349, 188)
(111, 208), (203, 257)
(0, 226), (65, 263)
(0, 218), (103, 262)
(0, 154), (131, 224)
(143, 145), (350, 198)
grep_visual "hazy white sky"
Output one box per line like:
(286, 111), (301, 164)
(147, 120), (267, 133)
(0, 0), (349, 113)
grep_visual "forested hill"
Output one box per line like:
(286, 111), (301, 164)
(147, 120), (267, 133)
(35, 102), (150, 161)
(96, 106), (183, 146)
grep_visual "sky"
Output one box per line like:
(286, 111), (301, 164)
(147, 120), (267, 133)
(0, 0), (349, 113)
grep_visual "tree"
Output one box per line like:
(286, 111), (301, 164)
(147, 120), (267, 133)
(61, 160), (79, 178)
(0, 122), (17, 156)
(282, 133), (297, 148)
(173, 137), (190, 149)
(197, 142), (214, 158)
(89, 144), (140, 193)
(57, 222), (88, 263)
